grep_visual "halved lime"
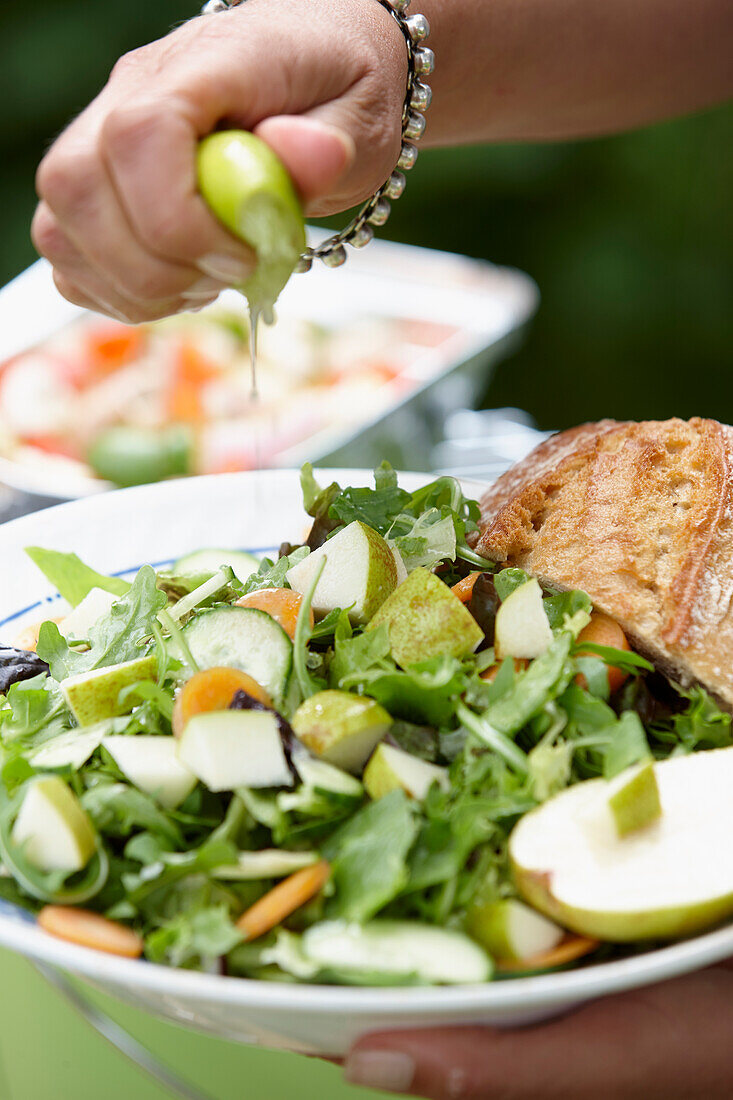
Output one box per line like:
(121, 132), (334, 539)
(197, 131), (306, 314)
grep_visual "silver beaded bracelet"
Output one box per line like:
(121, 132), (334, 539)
(200, 0), (433, 271)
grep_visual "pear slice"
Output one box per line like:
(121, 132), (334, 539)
(12, 777), (96, 873)
(510, 746), (733, 941)
(363, 742), (449, 801)
(286, 521), (397, 625)
(495, 579), (553, 660)
(391, 547), (408, 585)
(177, 709), (293, 792)
(465, 897), (564, 962)
(61, 655), (157, 726)
(31, 722), (113, 770)
(292, 690), (391, 774)
(608, 760), (662, 837)
(59, 587), (117, 642)
(367, 568), (484, 668)
(214, 849), (320, 880)
(102, 735), (197, 809)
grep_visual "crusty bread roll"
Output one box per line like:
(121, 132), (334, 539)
(475, 418), (733, 709)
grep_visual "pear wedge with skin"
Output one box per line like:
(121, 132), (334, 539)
(286, 521), (397, 625)
(61, 655), (157, 726)
(12, 777), (96, 873)
(363, 742), (449, 802)
(367, 568), (484, 669)
(510, 746), (733, 942)
(292, 691), (391, 774)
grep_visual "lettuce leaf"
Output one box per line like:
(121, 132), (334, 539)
(323, 790), (418, 921)
(37, 565), (166, 680)
(25, 547), (130, 606)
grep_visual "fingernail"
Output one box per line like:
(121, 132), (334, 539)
(197, 253), (254, 284)
(182, 275), (228, 300)
(344, 1050), (415, 1093)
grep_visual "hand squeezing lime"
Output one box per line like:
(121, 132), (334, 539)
(197, 131), (306, 316)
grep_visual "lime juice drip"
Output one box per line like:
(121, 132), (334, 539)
(248, 305), (260, 401)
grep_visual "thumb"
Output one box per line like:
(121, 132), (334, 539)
(343, 967), (733, 1099)
(254, 115), (356, 211)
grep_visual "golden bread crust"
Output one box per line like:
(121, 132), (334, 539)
(476, 418), (733, 708)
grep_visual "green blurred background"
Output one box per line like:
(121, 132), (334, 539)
(0, 3), (731, 1097)
(2, 0), (731, 431)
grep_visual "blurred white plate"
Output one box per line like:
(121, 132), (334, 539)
(0, 238), (539, 500)
(0, 468), (731, 1056)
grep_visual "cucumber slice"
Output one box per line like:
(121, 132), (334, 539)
(301, 920), (493, 985)
(182, 606), (292, 702)
(214, 849), (319, 880)
(173, 549), (260, 582)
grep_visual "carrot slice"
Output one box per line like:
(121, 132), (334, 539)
(496, 935), (600, 973)
(14, 616), (64, 654)
(172, 666), (272, 737)
(86, 326), (146, 375)
(481, 658), (528, 683)
(576, 612), (631, 693)
(38, 906), (143, 958)
(236, 861), (331, 941)
(236, 588), (314, 642)
(451, 572), (482, 604)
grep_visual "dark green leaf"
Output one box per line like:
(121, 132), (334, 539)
(323, 790), (418, 921)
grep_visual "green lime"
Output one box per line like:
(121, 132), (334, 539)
(88, 425), (194, 487)
(197, 131), (306, 314)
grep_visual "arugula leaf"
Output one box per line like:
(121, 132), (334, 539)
(543, 588), (593, 633)
(0, 674), (68, 747)
(528, 737), (574, 800)
(573, 641), (654, 675)
(601, 711), (651, 779)
(655, 684), (732, 752)
(329, 466), (411, 535)
(388, 721), (439, 762)
(493, 568), (532, 602)
(239, 547), (310, 596)
(322, 790), (418, 921)
(388, 510), (456, 573)
(574, 656), (611, 700)
(330, 623), (391, 689)
(342, 655), (469, 727)
(37, 566), (166, 680)
(145, 904), (242, 968)
(121, 837), (239, 912)
(25, 547), (130, 606)
(560, 681), (617, 734)
(81, 781), (183, 847)
(484, 634), (574, 736)
(301, 464), (341, 519)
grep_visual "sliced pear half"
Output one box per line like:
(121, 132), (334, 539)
(511, 746), (733, 942)
(495, 579), (552, 660)
(286, 521), (397, 625)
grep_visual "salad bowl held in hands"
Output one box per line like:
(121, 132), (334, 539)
(0, 467), (733, 1056)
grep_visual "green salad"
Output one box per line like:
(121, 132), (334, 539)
(0, 464), (731, 985)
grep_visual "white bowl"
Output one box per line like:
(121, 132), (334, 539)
(0, 468), (732, 1056)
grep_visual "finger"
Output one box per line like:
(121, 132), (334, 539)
(253, 115), (355, 207)
(100, 102), (256, 283)
(32, 201), (225, 317)
(34, 205), (200, 322)
(344, 968), (733, 1099)
(298, 85), (405, 217)
(36, 123), (226, 305)
(51, 263), (211, 325)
